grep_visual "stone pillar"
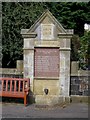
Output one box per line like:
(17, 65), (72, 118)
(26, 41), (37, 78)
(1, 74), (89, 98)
(22, 33), (37, 92)
(16, 60), (23, 72)
(58, 34), (72, 100)
(23, 48), (34, 91)
(59, 50), (71, 97)
(71, 61), (79, 75)
(60, 49), (70, 97)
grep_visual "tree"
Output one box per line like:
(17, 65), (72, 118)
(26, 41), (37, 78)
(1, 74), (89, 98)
(79, 31), (90, 69)
(2, 2), (46, 67)
(71, 35), (80, 61)
(2, 2), (90, 68)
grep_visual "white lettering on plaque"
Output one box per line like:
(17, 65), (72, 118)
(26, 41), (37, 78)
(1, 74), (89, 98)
(41, 24), (54, 40)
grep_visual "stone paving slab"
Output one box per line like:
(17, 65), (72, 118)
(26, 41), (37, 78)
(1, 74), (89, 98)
(0, 103), (88, 118)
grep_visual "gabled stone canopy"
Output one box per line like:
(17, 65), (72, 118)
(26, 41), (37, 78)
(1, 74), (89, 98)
(21, 9), (73, 39)
(27, 9), (66, 33)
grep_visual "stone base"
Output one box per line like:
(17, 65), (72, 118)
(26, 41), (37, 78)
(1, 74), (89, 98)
(35, 95), (70, 106)
(70, 95), (89, 103)
(58, 96), (70, 104)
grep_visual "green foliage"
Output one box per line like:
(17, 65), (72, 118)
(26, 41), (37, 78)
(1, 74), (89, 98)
(2, 2), (46, 67)
(71, 35), (80, 61)
(2, 2), (90, 68)
(79, 31), (90, 69)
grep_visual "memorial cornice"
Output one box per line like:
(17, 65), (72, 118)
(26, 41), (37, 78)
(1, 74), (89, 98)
(22, 33), (37, 38)
(59, 48), (71, 51)
(58, 33), (73, 38)
(34, 77), (59, 80)
(23, 48), (34, 50)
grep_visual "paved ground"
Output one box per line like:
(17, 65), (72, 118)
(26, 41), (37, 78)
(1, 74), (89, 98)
(0, 102), (88, 118)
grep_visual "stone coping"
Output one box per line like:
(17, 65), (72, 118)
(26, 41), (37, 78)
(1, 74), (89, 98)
(34, 77), (59, 80)
(0, 68), (23, 74)
(58, 33), (73, 38)
(0, 68), (90, 76)
(59, 48), (71, 51)
(22, 33), (37, 38)
(71, 70), (90, 76)
(70, 95), (89, 103)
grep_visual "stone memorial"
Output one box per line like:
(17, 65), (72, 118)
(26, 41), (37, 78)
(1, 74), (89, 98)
(21, 9), (73, 105)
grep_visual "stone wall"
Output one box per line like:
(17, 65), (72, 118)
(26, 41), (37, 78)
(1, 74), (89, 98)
(0, 60), (89, 97)
(70, 76), (88, 96)
(70, 61), (89, 96)
(0, 60), (23, 78)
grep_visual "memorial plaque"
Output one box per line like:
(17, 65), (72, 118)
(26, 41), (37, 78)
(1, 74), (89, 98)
(34, 48), (59, 77)
(41, 24), (54, 39)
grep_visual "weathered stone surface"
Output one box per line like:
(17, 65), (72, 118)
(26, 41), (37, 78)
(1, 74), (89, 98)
(70, 95), (88, 103)
(23, 49), (34, 91)
(21, 10), (73, 105)
(35, 95), (60, 105)
(16, 60), (23, 72)
(59, 50), (71, 97)
(70, 76), (88, 96)
(34, 40), (60, 47)
(71, 61), (79, 75)
(34, 79), (59, 95)
(24, 38), (34, 49)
